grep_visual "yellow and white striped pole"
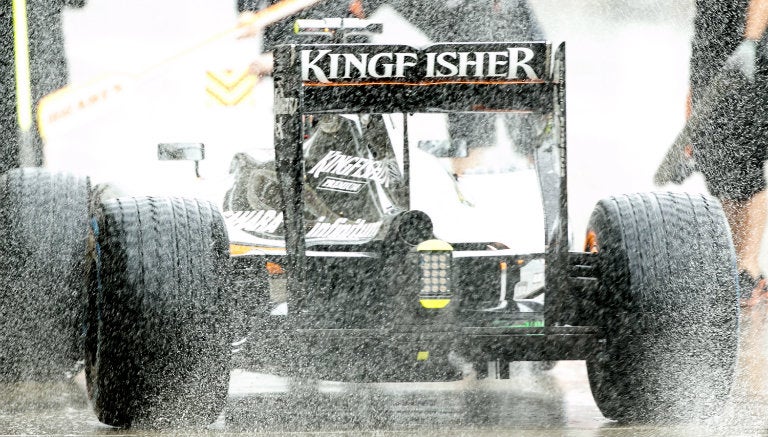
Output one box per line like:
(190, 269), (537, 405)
(12, 0), (34, 165)
(12, 0), (31, 131)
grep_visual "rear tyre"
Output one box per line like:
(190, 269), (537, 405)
(86, 197), (231, 428)
(585, 192), (738, 423)
(0, 168), (88, 381)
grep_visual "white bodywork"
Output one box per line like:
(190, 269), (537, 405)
(45, 4), (545, 254)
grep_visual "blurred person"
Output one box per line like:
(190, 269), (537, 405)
(690, 0), (768, 413)
(689, 0), (768, 304)
(0, 0), (85, 174)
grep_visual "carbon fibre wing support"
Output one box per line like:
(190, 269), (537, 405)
(272, 42), (567, 314)
(544, 43), (571, 326)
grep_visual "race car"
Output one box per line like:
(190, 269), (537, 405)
(92, 39), (742, 427)
(0, 24), (741, 431)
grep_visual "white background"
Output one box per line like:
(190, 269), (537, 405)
(55, 0), (724, 253)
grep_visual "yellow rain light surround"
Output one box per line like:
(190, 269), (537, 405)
(419, 298), (451, 309)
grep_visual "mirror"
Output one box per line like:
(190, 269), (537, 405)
(157, 143), (205, 161)
(417, 139), (468, 158)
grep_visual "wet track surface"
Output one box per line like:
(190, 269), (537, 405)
(0, 361), (690, 435)
(3, 353), (768, 437)
(3, 304), (768, 436)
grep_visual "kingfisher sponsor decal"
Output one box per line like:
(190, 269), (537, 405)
(224, 209), (381, 241)
(300, 43), (544, 84)
(308, 150), (399, 188)
(318, 176), (365, 193)
(306, 217), (382, 240)
(224, 210), (283, 234)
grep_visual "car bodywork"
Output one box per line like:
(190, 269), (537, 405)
(227, 40), (601, 381)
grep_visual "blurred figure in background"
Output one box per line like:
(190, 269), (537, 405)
(689, 0), (768, 302)
(690, 0), (768, 411)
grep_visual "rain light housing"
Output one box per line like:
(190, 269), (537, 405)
(416, 239), (453, 309)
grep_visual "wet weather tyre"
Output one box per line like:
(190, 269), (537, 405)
(86, 197), (231, 428)
(585, 192), (738, 423)
(0, 168), (89, 381)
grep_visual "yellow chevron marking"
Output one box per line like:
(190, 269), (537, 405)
(206, 68), (258, 106)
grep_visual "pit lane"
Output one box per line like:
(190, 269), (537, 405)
(1, 355), (766, 436)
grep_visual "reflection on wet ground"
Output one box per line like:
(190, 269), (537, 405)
(3, 362), (583, 436)
(2, 354), (768, 436)
(226, 363), (569, 432)
(3, 305), (765, 436)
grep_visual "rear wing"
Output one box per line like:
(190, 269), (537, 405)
(272, 42), (568, 319)
(274, 42), (555, 114)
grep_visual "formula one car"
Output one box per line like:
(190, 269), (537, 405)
(0, 27), (740, 430)
(130, 38), (734, 426)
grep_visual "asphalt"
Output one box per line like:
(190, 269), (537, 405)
(2, 347), (768, 436)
